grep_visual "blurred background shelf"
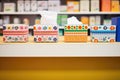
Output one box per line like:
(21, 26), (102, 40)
(0, 12), (120, 15)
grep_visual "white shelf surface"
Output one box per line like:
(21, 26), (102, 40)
(0, 12), (120, 15)
(0, 43), (120, 57)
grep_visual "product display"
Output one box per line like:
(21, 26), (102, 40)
(3, 24), (28, 42)
(60, 5), (67, 12)
(17, 0), (24, 12)
(95, 16), (101, 25)
(101, 0), (111, 12)
(37, 1), (48, 11)
(24, 0), (30, 12)
(111, 0), (120, 12)
(34, 25), (58, 42)
(80, 0), (89, 12)
(13, 17), (20, 24)
(64, 25), (88, 42)
(89, 16), (96, 26)
(81, 16), (89, 25)
(112, 17), (120, 42)
(67, 1), (79, 12)
(3, 16), (10, 24)
(103, 19), (111, 25)
(48, 0), (60, 12)
(31, 0), (37, 12)
(91, 0), (99, 12)
(4, 3), (16, 12)
(91, 25), (116, 42)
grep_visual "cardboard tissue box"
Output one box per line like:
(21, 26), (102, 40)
(3, 24), (28, 42)
(91, 25), (116, 42)
(64, 16), (88, 42)
(34, 11), (58, 43)
(34, 25), (58, 42)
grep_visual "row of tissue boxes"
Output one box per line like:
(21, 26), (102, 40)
(91, 25), (116, 42)
(64, 25), (88, 42)
(2, 24), (116, 43)
(3, 24), (28, 42)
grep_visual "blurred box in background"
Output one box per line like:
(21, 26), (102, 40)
(38, 1), (48, 11)
(81, 16), (89, 25)
(24, 0), (30, 12)
(101, 0), (111, 12)
(67, 1), (79, 12)
(4, 3), (16, 12)
(31, 0), (37, 12)
(17, 0), (24, 12)
(91, 0), (99, 12)
(80, 0), (89, 12)
(60, 5), (67, 12)
(111, 0), (120, 12)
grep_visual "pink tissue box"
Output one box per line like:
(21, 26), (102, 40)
(3, 24), (28, 42)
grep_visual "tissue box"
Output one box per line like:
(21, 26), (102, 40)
(34, 25), (58, 42)
(64, 25), (88, 42)
(91, 25), (116, 42)
(3, 24), (28, 42)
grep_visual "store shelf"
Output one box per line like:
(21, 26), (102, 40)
(0, 37), (120, 57)
(0, 12), (120, 15)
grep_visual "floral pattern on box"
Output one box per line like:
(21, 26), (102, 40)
(3, 24), (28, 42)
(91, 25), (116, 42)
(34, 25), (58, 42)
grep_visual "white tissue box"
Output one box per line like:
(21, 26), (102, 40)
(3, 24), (29, 42)
(4, 3), (16, 12)
(34, 25), (58, 42)
(48, 0), (60, 12)
(37, 1), (48, 11)
(25, 0), (30, 12)
(31, 0), (37, 12)
(91, 25), (116, 42)
(17, 0), (24, 12)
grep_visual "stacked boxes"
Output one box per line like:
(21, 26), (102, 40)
(3, 24), (28, 42)
(91, 25), (116, 42)
(34, 25), (58, 42)
(64, 25), (88, 42)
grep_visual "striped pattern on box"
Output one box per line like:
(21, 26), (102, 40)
(34, 25), (58, 42)
(91, 25), (116, 42)
(3, 24), (28, 42)
(64, 25), (88, 42)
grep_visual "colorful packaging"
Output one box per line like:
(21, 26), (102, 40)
(3, 24), (28, 42)
(67, 1), (79, 12)
(112, 17), (120, 42)
(111, 0), (120, 12)
(81, 16), (89, 25)
(34, 25), (58, 42)
(101, 0), (111, 12)
(64, 25), (88, 42)
(91, 25), (116, 42)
